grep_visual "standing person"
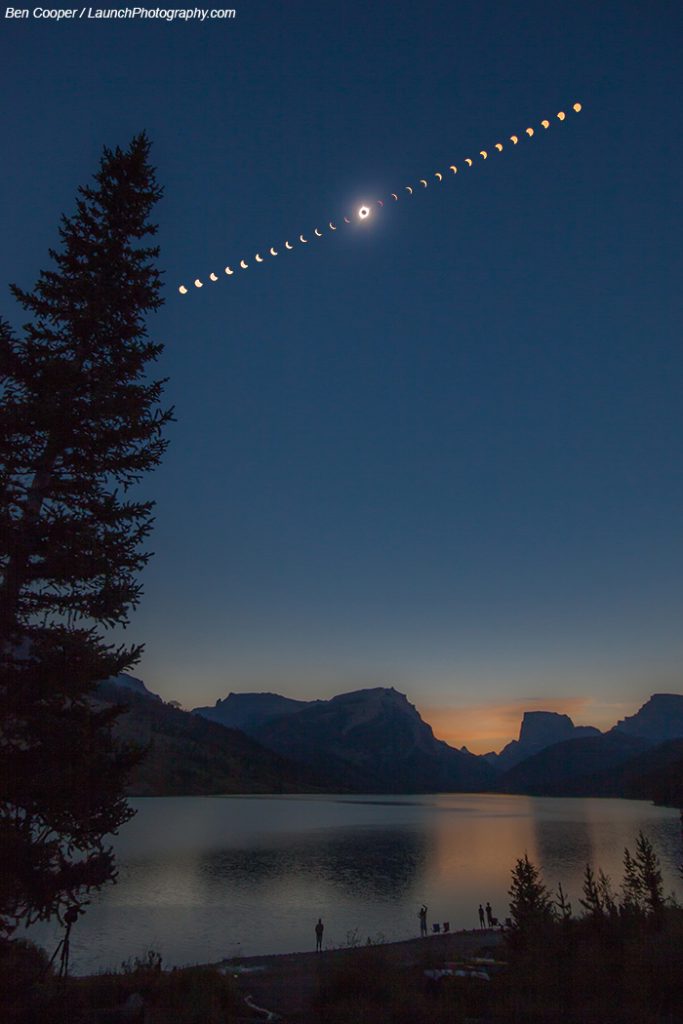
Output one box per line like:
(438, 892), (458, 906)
(419, 904), (428, 937)
(478, 904), (486, 929)
(486, 902), (494, 928)
(315, 918), (324, 952)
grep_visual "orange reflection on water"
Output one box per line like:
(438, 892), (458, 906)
(427, 794), (541, 891)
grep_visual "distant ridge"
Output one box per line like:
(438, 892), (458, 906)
(91, 675), (683, 804)
(499, 732), (648, 795)
(485, 710), (601, 771)
(96, 681), (333, 796)
(611, 693), (683, 744)
(497, 694), (683, 801)
(192, 691), (313, 735)
(196, 686), (497, 793)
(99, 672), (163, 703)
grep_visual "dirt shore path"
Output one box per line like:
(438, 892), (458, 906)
(214, 928), (503, 1022)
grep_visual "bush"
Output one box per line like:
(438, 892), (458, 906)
(0, 941), (239, 1024)
(0, 938), (53, 1023)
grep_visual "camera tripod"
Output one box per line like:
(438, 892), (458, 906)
(48, 906), (80, 979)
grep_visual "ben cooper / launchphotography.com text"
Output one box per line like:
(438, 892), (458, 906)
(4, 6), (236, 19)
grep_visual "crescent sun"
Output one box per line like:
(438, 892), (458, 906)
(177, 101), (577, 299)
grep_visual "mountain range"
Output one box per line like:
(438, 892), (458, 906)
(201, 687), (496, 792)
(98, 677), (683, 806)
(96, 677), (331, 796)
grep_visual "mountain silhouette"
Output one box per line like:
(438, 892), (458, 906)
(485, 710), (600, 771)
(197, 686), (496, 793)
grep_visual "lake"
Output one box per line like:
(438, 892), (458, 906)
(26, 793), (682, 975)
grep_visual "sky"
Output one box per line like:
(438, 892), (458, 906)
(2, 1), (682, 752)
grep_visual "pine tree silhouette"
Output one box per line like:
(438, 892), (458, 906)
(0, 133), (172, 937)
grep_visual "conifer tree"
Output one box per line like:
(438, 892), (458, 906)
(633, 831), (664, 919)
(597, 869), (617, 918)
(621, 846), (645, 916)
(0, 134), (172, 937)
(579, 864), (604, 921)
(554, 881), (572, 922)
(508, 853), (554, 941)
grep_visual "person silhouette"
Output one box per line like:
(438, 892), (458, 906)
(486, 902), (494, 928)
(478, 904), (485, 929)
(419, 904), (428, 937)
(315, 918), (324, 951)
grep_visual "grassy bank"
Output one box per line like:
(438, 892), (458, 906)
(1, 942), (240, 1024)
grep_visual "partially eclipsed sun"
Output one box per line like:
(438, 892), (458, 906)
(178, 100), (583, 297)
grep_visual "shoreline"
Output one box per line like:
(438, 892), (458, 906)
(211, 928), (504, 1021)
(214, 925), (503, 968)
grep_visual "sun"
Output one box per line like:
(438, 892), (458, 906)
(177, 101), (583, 296)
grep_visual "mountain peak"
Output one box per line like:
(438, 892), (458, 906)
(330, 686), (410, 707)
(518, 711), (577, 747)
(489, 709), (600, 772)
(193, 691), (310, 736)
(612, 693), (683, 743)
(649, 693), (683, 705)
(100, 673), (162, 702)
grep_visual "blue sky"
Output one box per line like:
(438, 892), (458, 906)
(2, 1), (682, 750)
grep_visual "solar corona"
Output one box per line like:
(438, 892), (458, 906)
(179, 102), (583, 296)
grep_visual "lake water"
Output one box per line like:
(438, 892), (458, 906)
(26, 793), (682, 975)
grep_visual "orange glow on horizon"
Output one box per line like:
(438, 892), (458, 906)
(421, 696), (633, 754)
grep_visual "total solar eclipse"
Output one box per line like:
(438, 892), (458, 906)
(178, 102), (582, 295)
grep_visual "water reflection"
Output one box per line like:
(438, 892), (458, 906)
(198, 827), (429, 901)
(23, 794), (681, 975)
(532, 815), (597, 884)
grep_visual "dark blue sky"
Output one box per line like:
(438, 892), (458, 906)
(2, 1), (682, 749)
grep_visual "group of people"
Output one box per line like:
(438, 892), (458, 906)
(420, 901), (498, 936)
(314, 899), (499, 951)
